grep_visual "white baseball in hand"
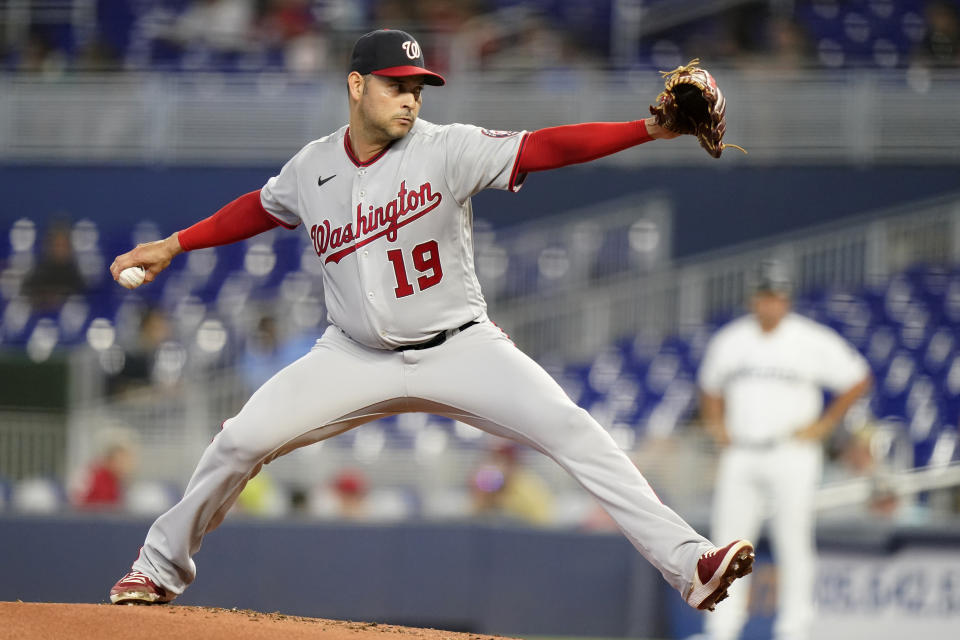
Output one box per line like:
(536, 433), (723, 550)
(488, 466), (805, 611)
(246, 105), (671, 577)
(118, 266), (146, 289)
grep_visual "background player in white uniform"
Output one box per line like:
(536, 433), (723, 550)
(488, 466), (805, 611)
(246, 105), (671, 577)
(107, 29), (754, 613)
(697, 261), (872, 640)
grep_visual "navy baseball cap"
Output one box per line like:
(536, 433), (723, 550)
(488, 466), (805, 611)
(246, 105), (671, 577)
(350, 29), (446, 86)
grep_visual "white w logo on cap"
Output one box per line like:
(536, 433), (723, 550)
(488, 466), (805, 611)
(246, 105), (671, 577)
(402, 40), (421, 60)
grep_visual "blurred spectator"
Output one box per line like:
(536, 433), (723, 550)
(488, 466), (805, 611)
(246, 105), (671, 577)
(417, 0), (482, 33)
(160, 0), (256, 54)
(331, 468), (370, 520)
(764, 16), (814, 70)
(17, 27), (67, 75)
(239, 313), (284, 391)
(238, 312), (315, 392)
(259, 0), (315, 42)
(75, 37), (123, 72)
(372, 0), (422, 30)
(915, 0), (960, 67)
(74, 440), (137, 510)
(692, 8), (813, 72)
(23, 220), (87, 313)
(258, 0), (329, 75)
(835, 426), (875, 475)
(107, 306), (174, 397)
(414, 0), (487, 73)
(2, 1), (955, 73)
(477, 10), (592, 78)
(235, 468), (287, 517)
(827, 425), (901, 517)
(307, 468), (372, 521)
(471, 443), (554, 526)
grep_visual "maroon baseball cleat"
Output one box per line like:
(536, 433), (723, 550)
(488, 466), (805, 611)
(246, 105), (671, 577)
(684, 539), (755, 611)
(109, 570), (175, 605)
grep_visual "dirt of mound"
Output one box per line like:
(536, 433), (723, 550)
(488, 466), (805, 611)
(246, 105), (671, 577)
(0, 602), (520, 640)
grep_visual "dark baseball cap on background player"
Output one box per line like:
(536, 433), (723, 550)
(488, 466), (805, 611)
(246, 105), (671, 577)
(350, 29), (446, 86)
(754, 259), (793, 296)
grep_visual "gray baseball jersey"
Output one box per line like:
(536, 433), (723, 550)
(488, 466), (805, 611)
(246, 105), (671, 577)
(259, 119), (527, 349)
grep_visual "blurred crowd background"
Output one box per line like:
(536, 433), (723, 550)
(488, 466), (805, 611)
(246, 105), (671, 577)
(1, 0), (958, 77)
(1, 3), (960, 638)
(0, 0), (959, 536)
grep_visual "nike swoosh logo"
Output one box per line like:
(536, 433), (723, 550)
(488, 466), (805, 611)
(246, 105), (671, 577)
(318, 175), (336, 187)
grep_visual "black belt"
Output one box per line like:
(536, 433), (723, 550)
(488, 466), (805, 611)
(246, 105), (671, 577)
(393, 320), (478, 352)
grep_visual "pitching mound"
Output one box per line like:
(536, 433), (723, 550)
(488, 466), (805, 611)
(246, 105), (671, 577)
(1, 602), (519, 640)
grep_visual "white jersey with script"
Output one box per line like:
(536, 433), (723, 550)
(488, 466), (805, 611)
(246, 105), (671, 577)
(698, 312), (870, 444)
(259, 119), (528, 349)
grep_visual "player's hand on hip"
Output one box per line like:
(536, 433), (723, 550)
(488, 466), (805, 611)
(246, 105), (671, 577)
(793, 419), (828, 442)
(109, 232), (184, 285)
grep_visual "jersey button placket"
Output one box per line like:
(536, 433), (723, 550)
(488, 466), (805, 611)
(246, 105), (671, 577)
(354, 173), (378, 336)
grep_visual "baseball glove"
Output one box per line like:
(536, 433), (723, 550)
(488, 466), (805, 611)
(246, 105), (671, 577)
(649, 59), (746, 158)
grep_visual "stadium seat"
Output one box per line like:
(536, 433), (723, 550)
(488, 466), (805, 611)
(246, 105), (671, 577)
(125, 480), (179, 516)
(11, 477), (65, 514)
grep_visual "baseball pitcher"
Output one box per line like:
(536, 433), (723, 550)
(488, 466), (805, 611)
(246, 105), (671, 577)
(108, 29), (753, 613)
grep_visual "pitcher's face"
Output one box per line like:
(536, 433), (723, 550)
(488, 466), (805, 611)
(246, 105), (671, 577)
(355, 74), (425, 141)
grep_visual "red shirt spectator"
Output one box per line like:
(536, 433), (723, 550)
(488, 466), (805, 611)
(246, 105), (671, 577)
(76, 444), (135, 509)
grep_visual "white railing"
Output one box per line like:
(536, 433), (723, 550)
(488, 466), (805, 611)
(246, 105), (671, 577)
(0, 409), (65, 479)
(1, 69), (959, 164)
(491, 191), (960, 361)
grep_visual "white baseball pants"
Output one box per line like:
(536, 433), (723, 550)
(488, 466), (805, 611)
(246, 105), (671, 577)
(704, 440), (823, 640)
(133, 321), (713, 596)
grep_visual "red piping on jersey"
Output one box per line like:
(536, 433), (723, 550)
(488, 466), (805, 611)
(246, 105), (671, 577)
(343, 127), (394, 167)
(261, 208), (299, 230)
(508, 132), (531, 192)
(490, 320), (511, 341)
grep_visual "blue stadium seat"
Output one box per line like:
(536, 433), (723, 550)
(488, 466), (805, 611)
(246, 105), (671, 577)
(645, 349), (684, 398)
(587, 347), (626, 396)
(872, 349), (916, 418)
(864, 324), (900, 372)
(921, 325), (956, 378)
(939, 354), (960, 427)
(944, 274), (960, 327)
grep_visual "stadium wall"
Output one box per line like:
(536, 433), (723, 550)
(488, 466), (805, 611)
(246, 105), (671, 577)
(0, 515), (665, 638)
(2, 515), (960, 639)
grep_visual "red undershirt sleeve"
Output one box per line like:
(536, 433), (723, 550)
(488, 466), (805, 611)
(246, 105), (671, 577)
(177, 190), (281, 252)
(516, 120), (654, 173)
